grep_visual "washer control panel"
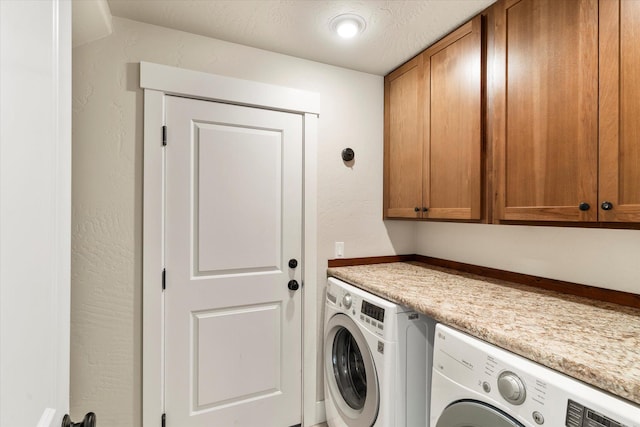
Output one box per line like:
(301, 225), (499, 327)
(497, 371), (526, 405)
(361, 300), (385, 323)
(326, 278), (393, 337)
(342, 293), (352, 309)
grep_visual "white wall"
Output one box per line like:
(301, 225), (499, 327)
(71, 12), (640, 427)
(0, 1), (71, 426)
(415, 222), (640, 294)
(72, 17), (413, 426)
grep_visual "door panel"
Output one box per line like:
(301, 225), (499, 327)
(435, 400), (523, 427)
(164, 95), (302, 427)
(619, 0), (640, 208)
(193, 303), (281, 410)
(426, 17), (482, 220)
(495, 0), (599, 221)
(599, 0), (640, 222)
(196, 122), (282, 273)
(324, 314), (379, 427)
(384, 57), (424, 218)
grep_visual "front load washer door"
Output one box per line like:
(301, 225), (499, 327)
(435, 400), (525, 427)
(325, 313), (379, 427)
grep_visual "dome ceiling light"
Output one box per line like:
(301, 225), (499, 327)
(330, 13), (366, 39)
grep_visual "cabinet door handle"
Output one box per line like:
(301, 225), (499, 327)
(578, 202), (590, 211)
(414, 207), (420, 212)
(422, 207), (429, 212)
(601, 201), (614, 211)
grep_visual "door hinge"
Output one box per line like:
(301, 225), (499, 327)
(162, 268), (166, 291)
(162, 125), (167, 146)
(161, 413), (166, 427)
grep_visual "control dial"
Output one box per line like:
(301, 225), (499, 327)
(497, 371), (526, 405)
(342, 293), (353, 309)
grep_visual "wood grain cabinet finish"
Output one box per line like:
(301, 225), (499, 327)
(599, 0), (640, 222)
(384, 57), (424, 218)
(492, 0), (599, 222)
(384, 16), (483, 220)
(492, 0), (640, 223)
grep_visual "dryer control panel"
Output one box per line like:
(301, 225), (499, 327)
(567, 400), (623, 427)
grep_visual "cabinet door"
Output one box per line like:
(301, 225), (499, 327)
(424, 16), (482, 220)
(384, 56), (424, 218)
(493, 0), (599, 222)
(599, 0), (640, 222)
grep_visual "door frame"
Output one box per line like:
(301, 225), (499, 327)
(140, 62), (320, 427)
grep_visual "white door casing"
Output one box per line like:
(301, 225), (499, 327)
(141, 62), (321, 427)
(164, 95), (302, 426)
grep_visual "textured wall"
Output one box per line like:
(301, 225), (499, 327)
(415, 222), (640, 294)
(71, 12), (640, 427)
(72, 17), (413, 426)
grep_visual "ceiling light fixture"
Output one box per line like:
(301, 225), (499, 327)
(330, 13), (366, 39)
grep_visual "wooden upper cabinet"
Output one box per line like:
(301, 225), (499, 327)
(599, 0), (640, 222)
(492, 0), (599, 222)
(385, 0), (639, 225)
(424, 16), (483, 220)
(384, 16), (483, 220)
(384, 56), (424, 218)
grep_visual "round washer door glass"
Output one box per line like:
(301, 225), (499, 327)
(332, 327), (367, 409)
(324, 313), (379, 427)
(436, 400), (525, 427)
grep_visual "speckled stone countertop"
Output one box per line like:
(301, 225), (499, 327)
(327, 261), (640, 406)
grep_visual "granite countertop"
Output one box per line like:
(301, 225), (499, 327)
(327, 261), (640, 406)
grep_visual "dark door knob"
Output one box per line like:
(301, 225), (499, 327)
(578, 202), (590, 211)
(288, 258), (298, 269)
(414, 207), (420, 212)
(422, 207), (428, 212)
(341, 148), (355, 161)
(601, 201), (613, 211)
(62, 413), (96, 427)
(288, 280), (300, 291)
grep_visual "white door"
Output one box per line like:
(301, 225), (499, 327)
(164, 95), (303, 427)
(1, 1), (71, 426)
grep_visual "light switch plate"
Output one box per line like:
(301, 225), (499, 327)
(335, 242), (345, 258)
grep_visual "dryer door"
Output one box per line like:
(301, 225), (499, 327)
(324, 313), (379, 427)
(435, 400), (525, 427)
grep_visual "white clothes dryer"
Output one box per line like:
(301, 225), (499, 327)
(431, 324), (640, 427)
(324, 277), (436, 427)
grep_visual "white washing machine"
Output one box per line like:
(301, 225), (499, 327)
(431, 324), (640, 427)
(324, 277), (436, 427)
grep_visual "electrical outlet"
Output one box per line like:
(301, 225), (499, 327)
(335, 242), (345, 258)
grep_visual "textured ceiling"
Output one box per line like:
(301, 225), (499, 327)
(107, 0), (495, 75)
